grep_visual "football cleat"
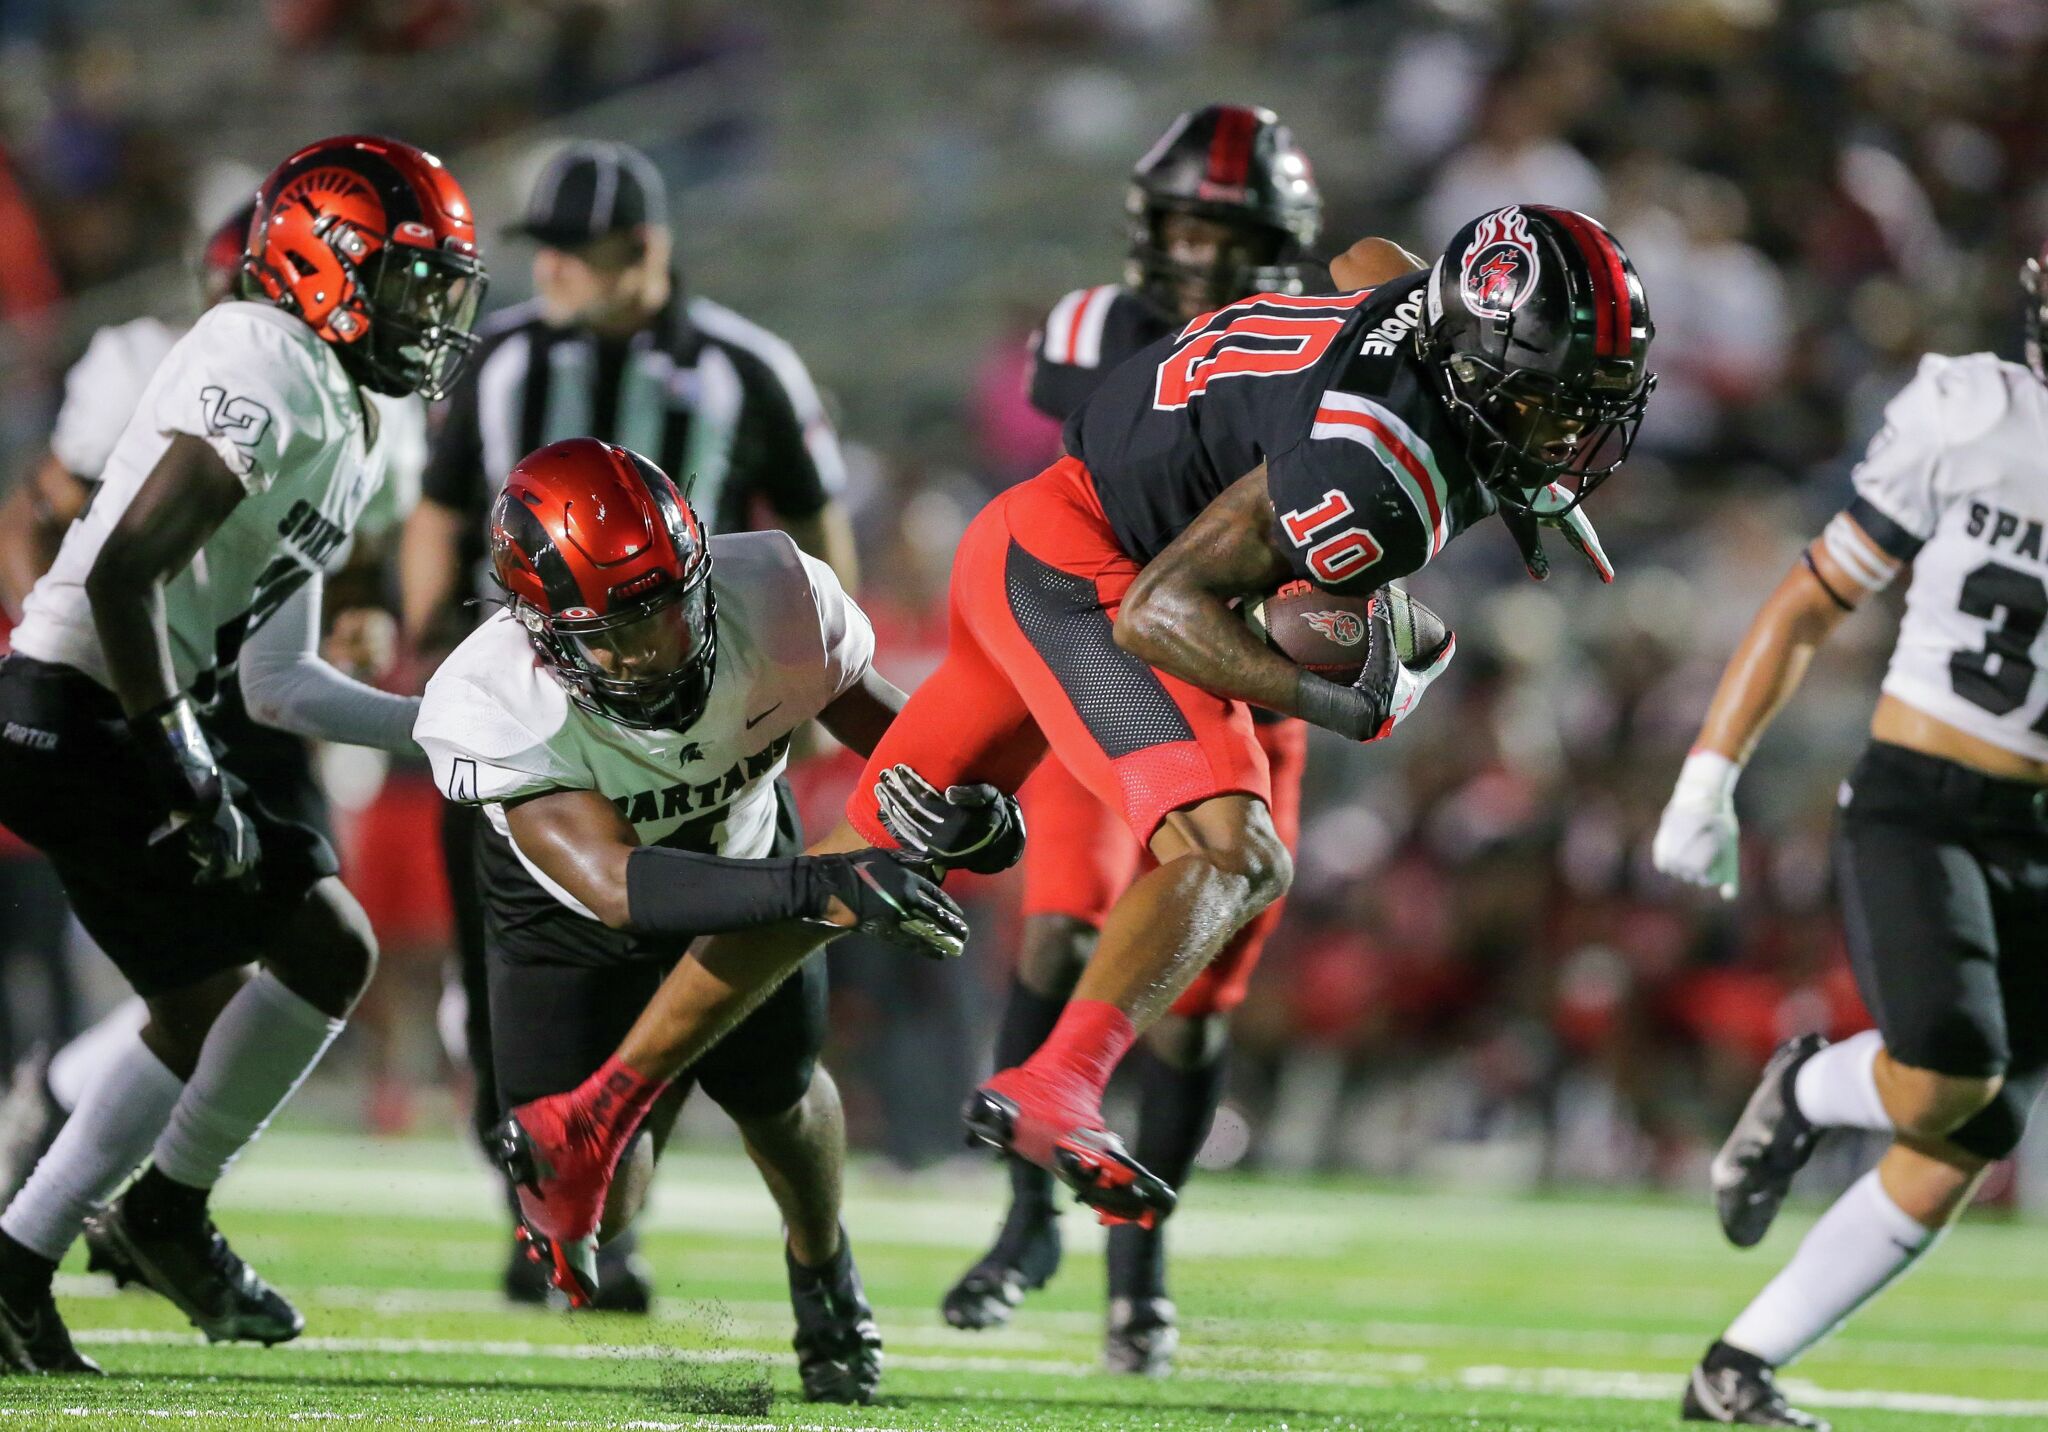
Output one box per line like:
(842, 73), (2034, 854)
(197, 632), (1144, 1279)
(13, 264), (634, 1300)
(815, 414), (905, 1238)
(82, 1216), (142, 1289)
(963, 1083), (1176, 1229)
(590, 1233), (655, 1314)
(787, 1229), (882, 1404)
(1104, 1296), (1178, 1377)
(511, 1223), (599, 1311)
(81, 1199), (302, 1345)
(1713, 1034), (1826, 1248)
(0, 1279), (100, 1375)
(491, 1102), (610, 1306)
(940, 1200), (1062, 1330)
(1683, 1344), (1831, 1429)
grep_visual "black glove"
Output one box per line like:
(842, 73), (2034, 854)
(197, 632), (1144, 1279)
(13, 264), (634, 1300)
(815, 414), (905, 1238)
(132, 696), (261, 887)
(813, 850), (969, 960)
(873, 764), (1027, 875)
(1294, 594), (1456, 743)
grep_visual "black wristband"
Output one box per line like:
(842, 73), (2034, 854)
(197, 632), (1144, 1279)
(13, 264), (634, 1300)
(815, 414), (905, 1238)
(132, 694), (223, 815)
(623, 845), (831, 937)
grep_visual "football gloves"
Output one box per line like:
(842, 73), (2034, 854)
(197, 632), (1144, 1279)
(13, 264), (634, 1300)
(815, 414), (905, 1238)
(133, 696), (261, 887)
(815, 850), (970, 960)
(1652, 749), (1742, 900)
(1296, 593), (1456, 744)
(874, 765), (1027, 875)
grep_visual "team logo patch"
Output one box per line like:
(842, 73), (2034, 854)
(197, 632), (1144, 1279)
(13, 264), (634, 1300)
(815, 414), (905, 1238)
(1302, 610), (1365, 647)
(1459, 206), (1541, 319)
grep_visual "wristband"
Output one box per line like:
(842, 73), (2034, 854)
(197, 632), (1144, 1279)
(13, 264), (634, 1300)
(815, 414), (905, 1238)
(1295, 671), (1382, 742)
(132, 694), (224, 815)
(1674, 748), (1742, 805)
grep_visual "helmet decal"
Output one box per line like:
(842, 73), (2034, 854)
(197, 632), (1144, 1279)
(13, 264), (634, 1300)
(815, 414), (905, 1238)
(1459, 206), (1542, 319)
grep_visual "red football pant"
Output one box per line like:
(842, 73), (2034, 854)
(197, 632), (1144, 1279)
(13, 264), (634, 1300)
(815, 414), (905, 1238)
(1019, 715), (1307, 1017)
(847, 454), (1274, 871)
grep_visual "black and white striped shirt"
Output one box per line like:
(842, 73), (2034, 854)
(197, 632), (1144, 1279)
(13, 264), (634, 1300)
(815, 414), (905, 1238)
(423, 289), (845, 598)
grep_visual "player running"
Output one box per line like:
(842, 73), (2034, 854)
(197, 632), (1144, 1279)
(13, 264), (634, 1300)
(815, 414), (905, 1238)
(944, 104), (1325, 1372)
(415, 437), (995, 1403)
(0, 135), (482, 1375)
(1653, 243), (2048, 1430)
(489, 203), (1653, 1262)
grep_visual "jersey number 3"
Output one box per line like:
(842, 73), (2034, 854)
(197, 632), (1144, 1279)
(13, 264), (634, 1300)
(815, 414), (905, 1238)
(1949, 561), (2048, 735)
(1154, 306), (1348, 411)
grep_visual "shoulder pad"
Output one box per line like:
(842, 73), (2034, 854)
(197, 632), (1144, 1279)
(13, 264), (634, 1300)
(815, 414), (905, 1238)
(1910, 351), (2014, 448)
(1038, 285), (1123, 368)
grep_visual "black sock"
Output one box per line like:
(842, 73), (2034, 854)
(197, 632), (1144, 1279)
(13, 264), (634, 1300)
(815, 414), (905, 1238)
(0, 1231), (56, 1300)
(124, 1164), (211, 1234)
(993, 977), (1068, 1215)
(1106, 1043), (1229, 1302)
(1705, 1339), (1772, 1375)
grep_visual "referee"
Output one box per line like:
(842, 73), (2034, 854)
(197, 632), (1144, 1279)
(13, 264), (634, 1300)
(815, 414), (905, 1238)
(398, 139), (858, 1310)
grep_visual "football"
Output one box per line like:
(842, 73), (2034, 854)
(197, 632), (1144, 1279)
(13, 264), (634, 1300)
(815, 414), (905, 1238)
(1244, 580), (1446, 682)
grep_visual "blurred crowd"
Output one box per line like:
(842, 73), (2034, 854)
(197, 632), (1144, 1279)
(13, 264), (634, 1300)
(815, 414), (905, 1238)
(3, 0), (2047, 1199)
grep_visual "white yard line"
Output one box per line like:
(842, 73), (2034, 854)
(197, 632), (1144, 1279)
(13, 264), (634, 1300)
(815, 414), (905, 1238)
(54, 1328), (2048, 1419)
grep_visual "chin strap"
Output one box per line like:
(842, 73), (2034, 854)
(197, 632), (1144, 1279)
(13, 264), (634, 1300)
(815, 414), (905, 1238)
(1501, 483), (1615, 584)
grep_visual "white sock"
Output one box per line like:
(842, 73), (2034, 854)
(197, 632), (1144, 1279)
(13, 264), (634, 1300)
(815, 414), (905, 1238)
(1, 1033), (183, 1261)
(150, 971), (344, 1189)
(46, 998), (150, 1114)
(1724, 1168), (1940, 1366)
(1792, 1029), (1893, 1133)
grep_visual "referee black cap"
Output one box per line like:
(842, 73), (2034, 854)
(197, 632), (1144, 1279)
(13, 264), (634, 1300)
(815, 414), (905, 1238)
(508, 141), (668, 249)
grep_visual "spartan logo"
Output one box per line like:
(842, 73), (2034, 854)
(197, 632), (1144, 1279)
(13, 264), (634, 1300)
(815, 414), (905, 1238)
(1459, 206), (1541, 320)
(1301, 609), (1366, 647)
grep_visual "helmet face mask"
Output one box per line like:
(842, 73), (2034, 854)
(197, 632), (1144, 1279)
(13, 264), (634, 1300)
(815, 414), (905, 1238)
(491, 440), (719, 733)
(1125, 104), (1322, 319)
(1420, 205), (1655, 517)
(2023, 254), (2047, 384)
(357, 242), (487, 398)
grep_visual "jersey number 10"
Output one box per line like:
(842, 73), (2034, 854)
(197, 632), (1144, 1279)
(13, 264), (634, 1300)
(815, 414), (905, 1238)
(1152, 300), (1357, 411)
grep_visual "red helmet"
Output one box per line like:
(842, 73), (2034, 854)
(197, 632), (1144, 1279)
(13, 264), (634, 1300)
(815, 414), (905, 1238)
(246, 134), (487, 400)
(489, 438), (717, 731)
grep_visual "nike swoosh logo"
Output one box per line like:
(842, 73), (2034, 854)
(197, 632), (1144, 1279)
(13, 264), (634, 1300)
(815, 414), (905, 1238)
(745, 703), (784, 730)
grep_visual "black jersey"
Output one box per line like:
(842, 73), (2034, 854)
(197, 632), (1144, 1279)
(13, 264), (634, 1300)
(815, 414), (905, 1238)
(1065, 272), (1497, 594)
(1028, 284), (1176, 423)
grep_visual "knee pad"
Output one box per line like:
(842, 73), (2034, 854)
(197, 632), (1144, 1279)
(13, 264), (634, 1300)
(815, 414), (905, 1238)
(1946, 1065), (2046, 1162)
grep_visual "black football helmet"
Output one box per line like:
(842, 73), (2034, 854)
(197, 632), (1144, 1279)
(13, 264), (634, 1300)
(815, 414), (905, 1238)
(1126, 104), (1322, 316)
(1418, 205), (1655, 514)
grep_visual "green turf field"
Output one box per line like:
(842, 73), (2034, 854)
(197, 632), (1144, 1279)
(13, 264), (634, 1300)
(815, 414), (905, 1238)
(0, 1129), (2041, 1431)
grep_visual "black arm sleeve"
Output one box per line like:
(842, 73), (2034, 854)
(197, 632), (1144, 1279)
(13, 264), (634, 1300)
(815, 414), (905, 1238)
(624, 844), (828, 936)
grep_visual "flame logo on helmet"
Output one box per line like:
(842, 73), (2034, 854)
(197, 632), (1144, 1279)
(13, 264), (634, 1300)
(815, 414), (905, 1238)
(1459, 206), (1541, 319)
(1302, 610), (1366, 647)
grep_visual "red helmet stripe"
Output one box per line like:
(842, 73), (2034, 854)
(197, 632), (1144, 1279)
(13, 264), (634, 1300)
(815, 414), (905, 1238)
(1540, 207), (1631, 358)
(1206, 107), (1257, 188)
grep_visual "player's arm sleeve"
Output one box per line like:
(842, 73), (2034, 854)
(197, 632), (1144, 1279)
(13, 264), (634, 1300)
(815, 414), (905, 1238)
(238, 571), (422, 753)
(155, 312), (317, 496)
(49, 328), (144, 480)
(414, 680), (590, 807)
(1026, 288), (1117, 422)
(1823, 355), (1956, 597)
(735, 340), (845, 520)
(801, 548), (877, 697)
(1264, 402), (1438, 594)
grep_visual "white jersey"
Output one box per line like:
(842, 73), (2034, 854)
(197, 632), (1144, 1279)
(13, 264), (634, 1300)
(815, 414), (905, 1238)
(415, 531), (874, 919)
(48, 317), (181, 480)
(1830, 352), (2048, 761)
(12, 302), (405, 703)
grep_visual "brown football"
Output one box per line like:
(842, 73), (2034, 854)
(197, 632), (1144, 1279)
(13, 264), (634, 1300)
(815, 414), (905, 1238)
(1244, 581), (1447, 683)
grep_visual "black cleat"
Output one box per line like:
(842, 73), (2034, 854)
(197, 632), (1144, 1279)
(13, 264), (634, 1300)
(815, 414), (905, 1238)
(590, 1234), (654, 1314)
(1683, 1343), (1831, 1429)
(83, 1197), (303, 1345)
(963, 1089), (1176, 1230)
(1713, 1034), (1826, 1248)
(941, 1196), (1061, 1331)
(0, 1280), (101, 1375)
(1104, 1295), (1177, 1377)
(787, 1228), (882, 1404)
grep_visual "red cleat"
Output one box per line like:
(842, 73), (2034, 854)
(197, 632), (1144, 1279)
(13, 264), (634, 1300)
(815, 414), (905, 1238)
(963, 1070), (1177, 1229)
(491, 1094), (614, 1308)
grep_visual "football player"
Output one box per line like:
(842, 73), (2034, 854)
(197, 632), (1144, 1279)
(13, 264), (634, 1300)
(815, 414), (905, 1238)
(488, 205), (1651, 1273)
(944, 104), (1326, 1372)
(414, 437), (992, 1403)
(1653, 244), (2048, 1430)
(0, 135), (482, 1374)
